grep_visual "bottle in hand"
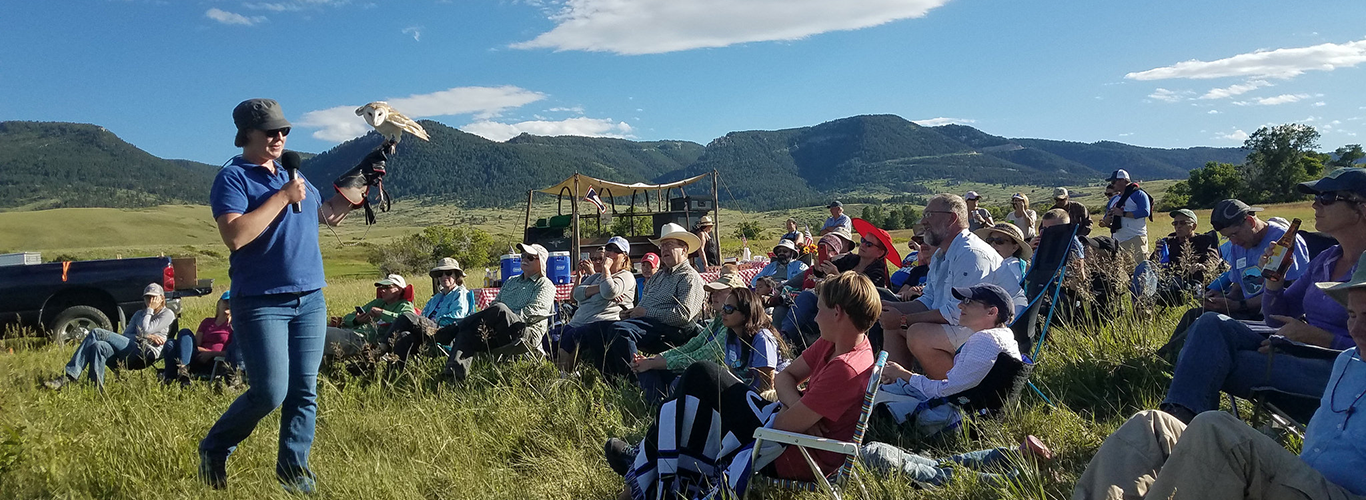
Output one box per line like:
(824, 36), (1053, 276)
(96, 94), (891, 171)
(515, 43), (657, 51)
(1261, 218), (1301, 281)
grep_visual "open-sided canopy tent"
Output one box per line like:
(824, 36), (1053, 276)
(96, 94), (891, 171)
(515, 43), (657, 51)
(524, 172), (719, 267)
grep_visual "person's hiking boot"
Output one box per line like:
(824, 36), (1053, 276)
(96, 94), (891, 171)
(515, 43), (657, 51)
(43, 375), (73, 391)
(604, 438), (638, 476)
(176, 364), (193, 388)
(279, 473), (317, 495)
(198, 451), (228, 490)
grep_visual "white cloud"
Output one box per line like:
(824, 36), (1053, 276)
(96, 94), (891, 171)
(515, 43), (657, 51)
(297, 85), (547, 142)
(1313, 101), (1327, 107)
(243, 0), (350, 11)
(1233, 93), (1311, 106)
(912, 117), (975, 126)
(206, 8), (266, 26)
(1199, 79), (1271, 99)
(1147, 88), (1190, 103)
(1215, 129), (1250, 141)
(402, 26), (422, 41)
(512, 0), (952, 55)
(461, 117), (634, 142)
(1118, 132), (1134, 137)
(1126, 37), (1366, 80)
(546, 106), (585, 114)
(1208, 109), (1220, 114)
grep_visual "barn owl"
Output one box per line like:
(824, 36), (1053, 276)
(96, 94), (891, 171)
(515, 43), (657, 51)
(355, 101), (430, 143)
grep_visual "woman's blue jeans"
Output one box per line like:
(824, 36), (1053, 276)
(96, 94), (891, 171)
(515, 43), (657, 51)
(163, 329), (197, 378)
(200, 290), (326, 485)
(62, 328), (142, 386)
(1162, 312), (1335, 414)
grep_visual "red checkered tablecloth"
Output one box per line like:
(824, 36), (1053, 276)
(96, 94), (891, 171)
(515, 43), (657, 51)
(474, 266), (763, 309)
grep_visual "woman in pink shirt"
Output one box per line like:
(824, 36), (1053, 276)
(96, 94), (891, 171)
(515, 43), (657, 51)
(163, 292), (233, 386)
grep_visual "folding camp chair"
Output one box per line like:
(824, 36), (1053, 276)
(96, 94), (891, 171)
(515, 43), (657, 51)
(1244, 336), (1342, 439)
(1009, 223), (1081, 406)
(747, 351), (888, 500)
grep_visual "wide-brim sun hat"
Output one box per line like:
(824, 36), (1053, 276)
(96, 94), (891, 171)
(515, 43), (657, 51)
(1316, 251), (1366, 306)
(693, 216), (714, 230)
(974, 222), (1032, 261)
(851, 218), (902, 266)
(429, 257), (465, 277)
(650, 223), (702, 254)
(828, 227), (856, 251)
(773, 238), (798, 254)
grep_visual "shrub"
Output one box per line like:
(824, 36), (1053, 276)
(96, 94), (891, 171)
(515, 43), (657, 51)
(368, 226), (499, 276)
(731, 220), (766, 240)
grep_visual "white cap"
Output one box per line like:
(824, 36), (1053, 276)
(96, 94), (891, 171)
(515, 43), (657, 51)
(374, 274), (407, 288)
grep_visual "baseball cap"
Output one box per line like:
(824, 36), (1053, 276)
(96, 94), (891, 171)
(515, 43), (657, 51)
(606, 236), (631, 254)
(951, 284), (1014, 323)
(143, 283), (165, 297)
(1053, 187), (1069, 199)
(827, 200), (843, 208)
(1169, 209), (1198, 223)
(1297, 167), (1366, 199)
(232, 98), (291, 131)
(1210, 199), (1263, 231)
(220, 291), (231, 301)
(964, 191), (981, 200)
(1108, 169), (1131, 182)
(641, 252), (660, 268)
(374, 274), (408, 288)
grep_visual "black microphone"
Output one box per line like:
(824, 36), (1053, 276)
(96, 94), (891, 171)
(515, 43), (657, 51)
(281, 151), (302, 213)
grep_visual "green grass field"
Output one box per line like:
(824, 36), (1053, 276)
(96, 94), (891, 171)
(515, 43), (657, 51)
(0, 197), (1320, 499)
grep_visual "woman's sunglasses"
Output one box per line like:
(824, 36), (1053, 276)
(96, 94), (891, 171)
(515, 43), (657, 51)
(264, 127), (290, 138)
(860, 239), (883, 249)
(985, 237), (1012, 245)
(435, 271), (460, 277)
(721, 304), (741, 315)
(1316, 192), (1361, 206)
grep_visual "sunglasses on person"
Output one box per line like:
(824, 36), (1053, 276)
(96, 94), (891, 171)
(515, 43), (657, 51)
(435, 271), (460, 277)
(984, 237), (1012, 245)
(522, 253), (539, 261)
(860, 239), (883, 249)
(1316, 192), (1362, 206)
(721, 304), (742, 315)
(264, 127), (290, 139)
(1172, 220), (1194, 227)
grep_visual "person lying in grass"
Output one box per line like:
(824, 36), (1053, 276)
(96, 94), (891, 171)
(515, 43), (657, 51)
(1073, 253), (1366, 500)
(603, 271), (878, 499)
(45, 283), (176, 390)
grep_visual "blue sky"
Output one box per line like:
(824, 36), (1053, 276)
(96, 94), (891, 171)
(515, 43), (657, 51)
(3, 0), (1365, 165)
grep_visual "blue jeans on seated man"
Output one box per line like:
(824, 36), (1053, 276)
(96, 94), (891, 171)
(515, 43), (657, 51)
(1162, 311), (1335, 417)
(861, 442), (1021, 487)
(200, 290), (326, 487)
(577, 318), (698, 379)
(63, 328), (151, 387)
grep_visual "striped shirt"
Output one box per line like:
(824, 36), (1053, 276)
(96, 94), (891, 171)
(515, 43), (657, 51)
(638, 261), (705, 327)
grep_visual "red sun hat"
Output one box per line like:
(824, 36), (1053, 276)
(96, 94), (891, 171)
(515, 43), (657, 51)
(851, 218), (901, 266)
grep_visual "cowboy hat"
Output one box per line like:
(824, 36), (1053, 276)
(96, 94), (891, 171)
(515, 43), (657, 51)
(429, 257), (465, 278)
(974, 223), (1032, 261)
(650, 223), (701, 254)
(851, 218), (902, 266)
(693, 216), (715, 229)
(1316, 251), (1366, 306)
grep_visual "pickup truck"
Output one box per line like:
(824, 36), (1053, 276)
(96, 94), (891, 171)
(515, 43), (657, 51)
(0, 255), (213, 343)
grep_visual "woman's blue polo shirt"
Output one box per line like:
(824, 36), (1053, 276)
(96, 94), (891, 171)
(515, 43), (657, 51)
(210, 156), (328, 297)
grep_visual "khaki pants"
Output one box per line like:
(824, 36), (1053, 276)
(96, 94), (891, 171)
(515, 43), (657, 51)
(1116, 235), (1148, 265)
(1072, 410), (1363, 500)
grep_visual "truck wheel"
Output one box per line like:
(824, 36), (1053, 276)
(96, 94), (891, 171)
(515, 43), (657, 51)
(48, 305), (112, 345)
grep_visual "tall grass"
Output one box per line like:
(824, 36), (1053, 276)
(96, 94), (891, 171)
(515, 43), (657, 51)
(0, 273), (1193, 499)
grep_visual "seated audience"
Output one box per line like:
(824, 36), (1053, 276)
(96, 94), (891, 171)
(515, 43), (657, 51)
(781, 225), (894, 351)
(1159, 170), (1366, 423)
(976, 223), (1031, 319)
(387, 258), (479, 370)
(633, 275), (780, 404)
(324, 274), (416, 358)
(1157, 199), (1308, 360)
(891, 235), (933, 301)
(752, 239), (809, 287)
(635, 252), (659, 304)
(162, 291), (234, 387)
(861, 435), (1052, 488)
(46, 283), (176, 389)
(555, 237), (637, 372)
(576, 224), (706, 378)
(603, 271), (879, 499)
(880, 194), (1001, 379)
(1073, 255), (1366, 500)
(436, 243), (556, 383)
(877, 284), (1022, 426)
(1007, 192), (1038, 240)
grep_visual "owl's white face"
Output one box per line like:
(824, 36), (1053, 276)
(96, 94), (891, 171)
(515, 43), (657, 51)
(361, 106), (388, 127)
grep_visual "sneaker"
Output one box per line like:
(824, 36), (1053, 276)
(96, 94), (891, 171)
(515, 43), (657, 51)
(43, 375), (71, 391)
(198, 451), (227, 490)
(177, 365), (193, 388)
(603, 438), (638, 476)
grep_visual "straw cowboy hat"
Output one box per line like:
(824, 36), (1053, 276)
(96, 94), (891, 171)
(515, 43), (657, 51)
(1317, 251), (1366, 306)
(693, 216), (715, 230)
(651, 223), (701, 254)
(974, 222), (1033, 261)
(429, 257), (465, 278)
